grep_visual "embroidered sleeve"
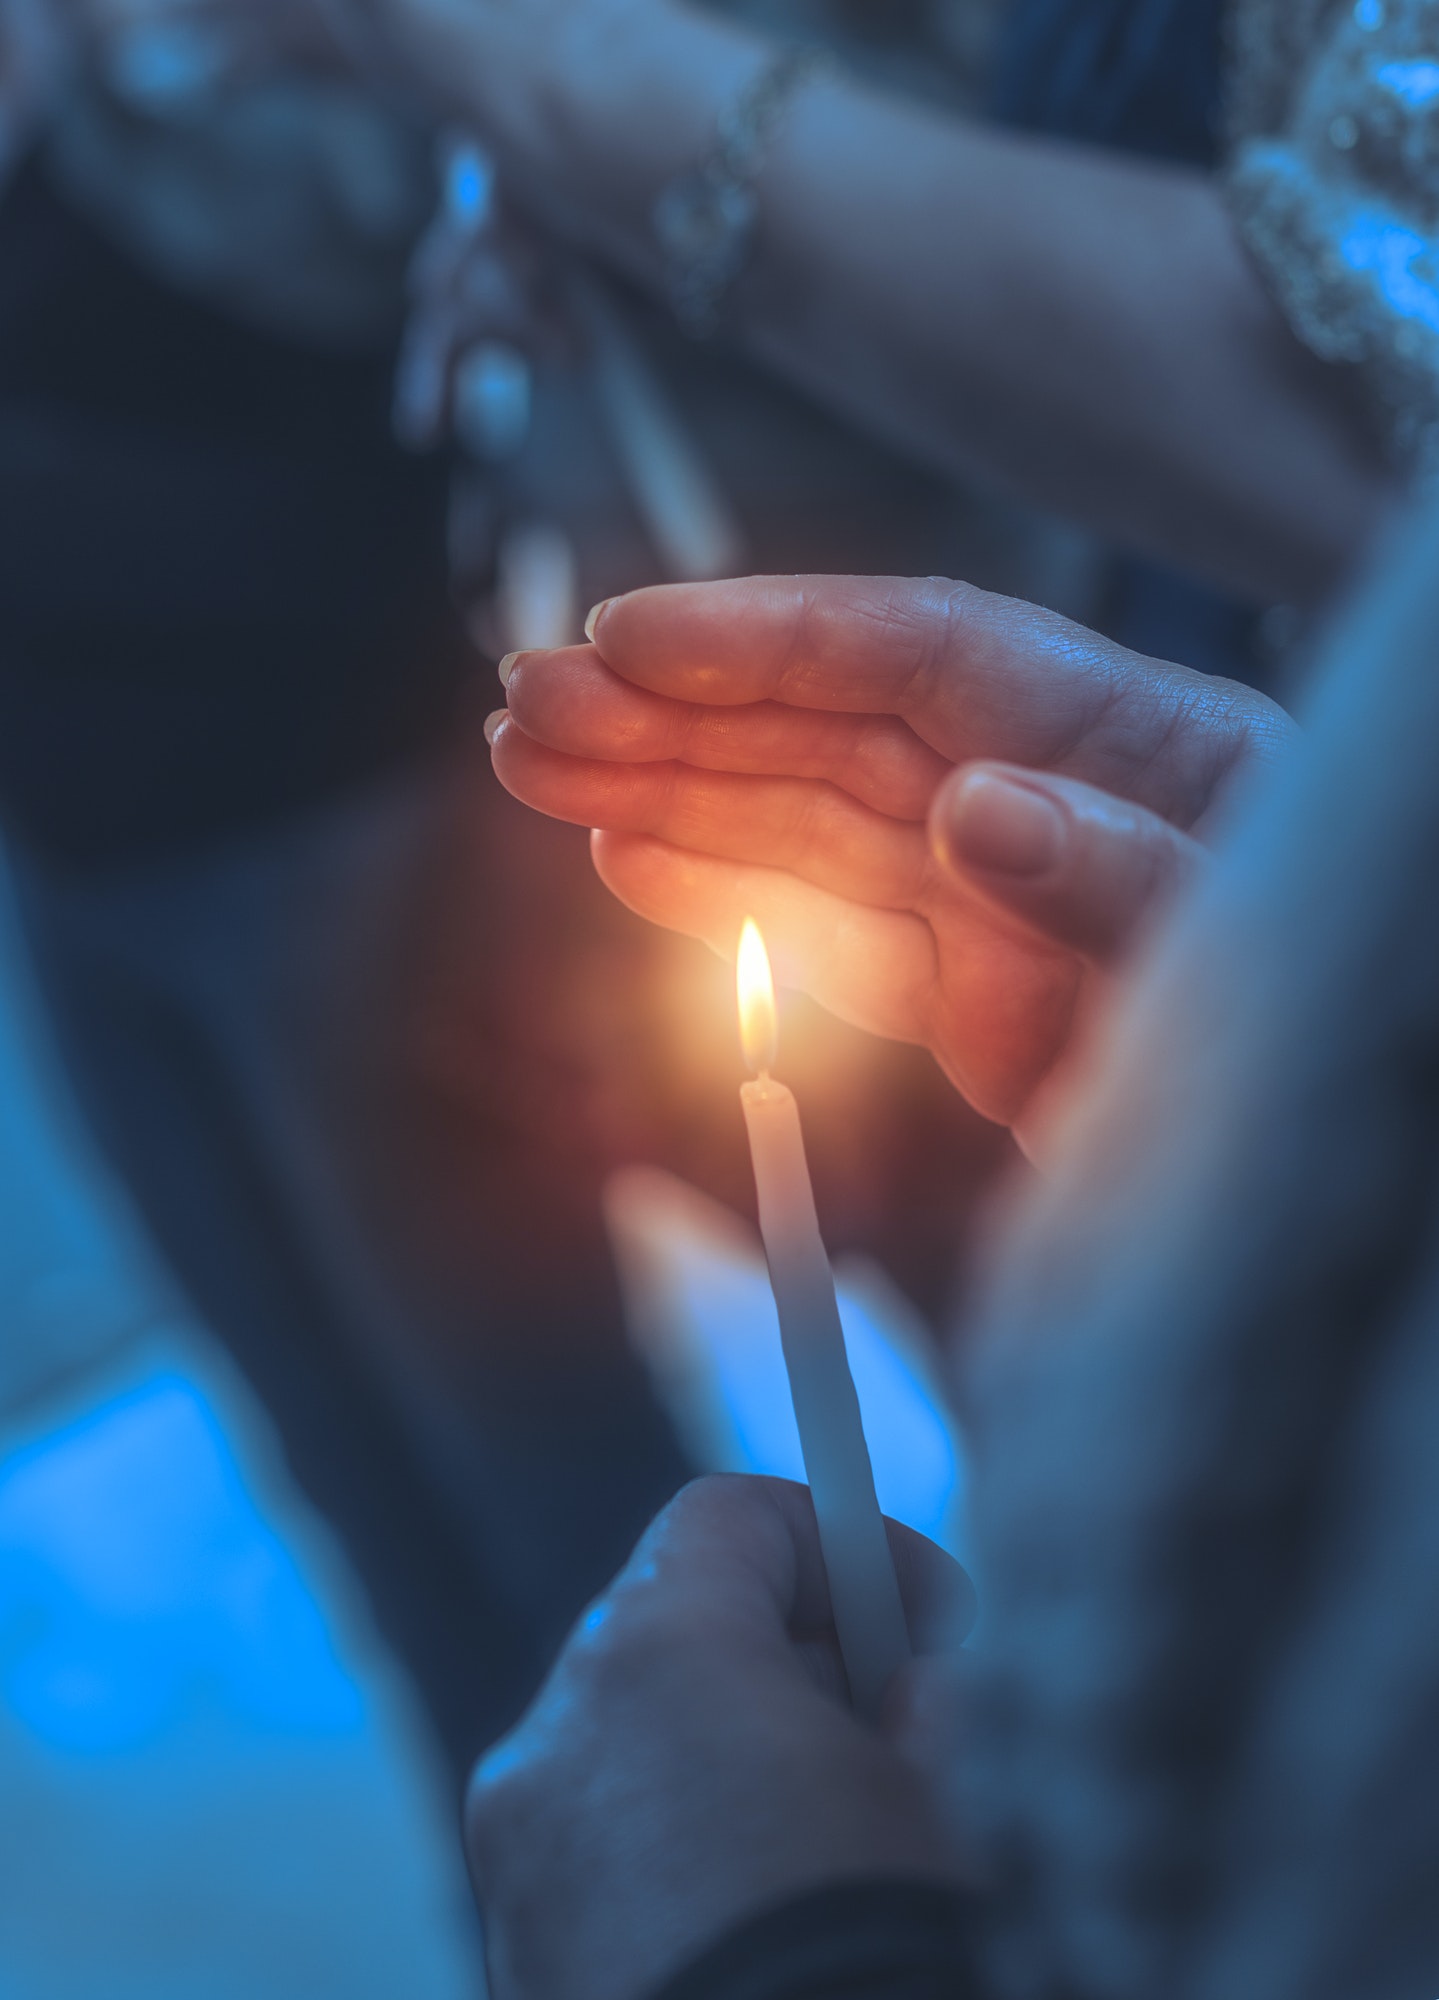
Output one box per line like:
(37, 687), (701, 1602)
(1225, 0), (1439, 468)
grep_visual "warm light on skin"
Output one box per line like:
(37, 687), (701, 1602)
(737, 919), (779, 1076)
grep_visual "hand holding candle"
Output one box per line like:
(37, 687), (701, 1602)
(736, 918), (911, 1718)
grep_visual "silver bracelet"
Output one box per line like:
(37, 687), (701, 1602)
(652, 45), (831, 339)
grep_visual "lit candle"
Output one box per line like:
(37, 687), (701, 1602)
(736, 919), (911, 1718)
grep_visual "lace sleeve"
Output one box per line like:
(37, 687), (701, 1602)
(1224, 0), (1439, 469)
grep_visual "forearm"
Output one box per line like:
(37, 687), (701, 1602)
(396, 1), (1392, 606)
(742, 94), (1393, 607)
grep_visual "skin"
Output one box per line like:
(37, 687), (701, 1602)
(0, 0), (358, 184)
(487, 573), (1296, 1147)
(356, 0), (1392, 603)
(465, 1475), (976, 2000)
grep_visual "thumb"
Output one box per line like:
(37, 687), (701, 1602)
(929, 761), (1203, 962)
(882, 1651), (981, 1882)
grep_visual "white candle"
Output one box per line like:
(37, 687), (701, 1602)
(736, 920), (911, 1718)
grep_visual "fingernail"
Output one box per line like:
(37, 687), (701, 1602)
(483, 709), (507, 747)
(942, 769), (1064, 877)
(497, 651), (520, 687)
(584, 599), (611, 644)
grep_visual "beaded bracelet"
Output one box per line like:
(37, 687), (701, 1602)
(652, 44), (833, 340)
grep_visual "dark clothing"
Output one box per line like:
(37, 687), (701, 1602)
(994, 0), (1265, 682)
(0, 152), (689, 1782)
(0, 157), (469, 862)
(993, 0), (1221, 166)
(654, 1883), (976, 2000)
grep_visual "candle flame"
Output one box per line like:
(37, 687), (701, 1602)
(737, 918), (778, 1075)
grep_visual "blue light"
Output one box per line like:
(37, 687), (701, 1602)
(1374, 59), (1439, 107)
(1339, 214), (1439, 335)
(0, 1369), (364, 1757)
(606, 1168), (969, 1560)
(445, 143), (495, 233)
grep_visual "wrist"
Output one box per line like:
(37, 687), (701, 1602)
(484, 5), (773, 277)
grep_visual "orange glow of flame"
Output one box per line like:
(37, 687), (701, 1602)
(737, 918), (778, 1075)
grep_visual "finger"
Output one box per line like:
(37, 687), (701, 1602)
(930, 762), (1204, 961)
(591, 831), (1072, 1123)
(502, 648), (950, 820)
(448, 255), (544, 346)
(586, 575), (1288, 823)
(883, 1652), (983, 1880)
(590, 831), (941, 1050)
(491, 717), (932, 910)
(623, 1476), (973, 1659)
(885, 1652), (975, 1760)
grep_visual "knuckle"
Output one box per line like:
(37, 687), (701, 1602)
(850, 719), (947, 818)
(789, 576), (975, 712)
(666, 1469), (765, 1529)
(786, 781), (834, 870)
(883, 579), (978, 711)
(464, 1738), (534, 1877)
(560, 1578), (680, 1701)
(653, 1471), (801, 1577)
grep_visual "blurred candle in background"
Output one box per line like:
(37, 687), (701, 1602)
(736, 920), (910, 1718)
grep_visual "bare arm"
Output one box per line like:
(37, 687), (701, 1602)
(373, 0), (1393, 606)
